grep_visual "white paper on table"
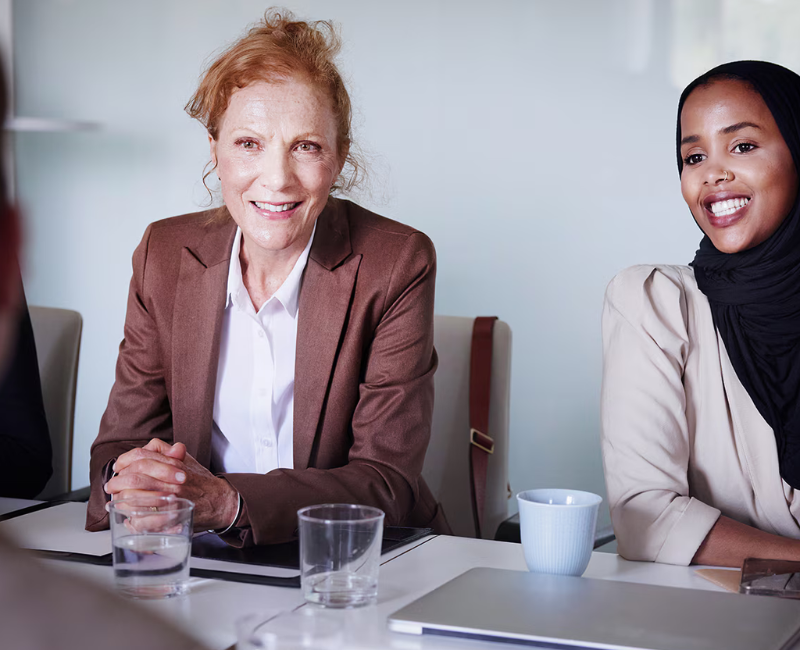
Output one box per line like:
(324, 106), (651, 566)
(0, 502), (302, 578)
(0, 501), (112, 556)
(0, 498), (42, 517)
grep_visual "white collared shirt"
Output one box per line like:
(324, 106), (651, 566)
(210, 224), (315, 474)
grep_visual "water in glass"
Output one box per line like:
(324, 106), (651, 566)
(113, 533), (190, 599)
(303, 570), (378, 607)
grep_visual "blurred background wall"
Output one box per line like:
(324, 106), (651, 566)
(6, 0), (800, 528)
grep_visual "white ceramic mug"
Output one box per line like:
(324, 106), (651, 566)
(516, 488), (602, 577)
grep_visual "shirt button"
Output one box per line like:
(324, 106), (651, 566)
(261, 438), (272, 448)
(257, 330), (265, 338)
(258, 388), (267, 397)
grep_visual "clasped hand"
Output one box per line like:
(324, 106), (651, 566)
(104, 439), (238, 531)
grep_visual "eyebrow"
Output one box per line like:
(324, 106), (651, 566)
(720, 121), (761, 135)
(680, 121), (762, 147)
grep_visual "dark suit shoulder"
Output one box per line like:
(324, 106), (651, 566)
(0, 290), (52, 498)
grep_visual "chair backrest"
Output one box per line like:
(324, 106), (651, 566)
(423, 315), (512, 539)
(28, 306), (82, 499)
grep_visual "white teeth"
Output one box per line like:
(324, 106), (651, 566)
(709, 197), (749, 216)
(254, 201), (298, 212)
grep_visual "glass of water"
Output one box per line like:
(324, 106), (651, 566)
(298, 504), (385, 608)
(107, 495), (194, 599)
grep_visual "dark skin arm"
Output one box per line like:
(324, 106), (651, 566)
(693, 515), (800, 566)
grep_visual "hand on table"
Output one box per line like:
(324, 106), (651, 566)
(104, 438), (239, 531)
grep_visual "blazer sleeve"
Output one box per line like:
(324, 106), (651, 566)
(222, 232), (437, 545)
(601, 265), (720, 565)
(86, 224), (174, 531)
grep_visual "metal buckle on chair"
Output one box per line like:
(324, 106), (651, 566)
(470, 428), (495, 454)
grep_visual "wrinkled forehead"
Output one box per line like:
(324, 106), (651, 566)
(216, 77), (338, 138)
(217, 75), (336, 129)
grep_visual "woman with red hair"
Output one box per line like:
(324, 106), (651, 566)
(88, 10), (447, 544)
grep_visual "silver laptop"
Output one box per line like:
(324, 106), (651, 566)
(388, 567), (800, 649)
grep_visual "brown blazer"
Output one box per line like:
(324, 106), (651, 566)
(87, 198), (448, 543)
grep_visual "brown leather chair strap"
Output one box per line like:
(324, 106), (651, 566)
(469, 316), (497, 538)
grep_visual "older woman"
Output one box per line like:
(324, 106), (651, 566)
(602, 60), (800, 567)
(87, 11), (447, 545)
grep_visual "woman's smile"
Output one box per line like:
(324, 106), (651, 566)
(703, 192), (751, 227)
(251, 200), (302, 218)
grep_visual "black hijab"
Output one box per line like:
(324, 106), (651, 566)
(678, 61), (800, 488)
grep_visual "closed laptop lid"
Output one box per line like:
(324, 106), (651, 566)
(388, 567), (800, 650)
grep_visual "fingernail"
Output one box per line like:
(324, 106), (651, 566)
(175, 472), (186, 482)
(104, 482), (110, 493)
(112, 463), (117, 472)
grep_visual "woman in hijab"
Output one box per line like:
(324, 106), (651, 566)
(602, 60), (800, 567)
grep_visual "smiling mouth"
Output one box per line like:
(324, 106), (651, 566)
(708, 197), (750, 217)
(253, 201), (300, 213)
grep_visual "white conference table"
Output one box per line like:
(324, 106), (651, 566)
(0, 498), (735, 649)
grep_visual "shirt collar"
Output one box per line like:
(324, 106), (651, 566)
(225, 221), (316, 319)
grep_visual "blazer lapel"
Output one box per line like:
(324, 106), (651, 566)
(172, 217), (237, 466)
(294, 200), (361, 469)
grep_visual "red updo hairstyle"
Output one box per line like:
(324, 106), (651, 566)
(186, 8), (361, 195)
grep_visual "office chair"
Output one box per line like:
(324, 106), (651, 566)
(423, 315), (512, 539)
(28, 306), (82, 499)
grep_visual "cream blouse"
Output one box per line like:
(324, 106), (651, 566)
(601, 264), (800, 565)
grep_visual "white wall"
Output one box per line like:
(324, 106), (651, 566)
(11, 0), (800, 527)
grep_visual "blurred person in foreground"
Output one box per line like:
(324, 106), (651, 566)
(87, 10), (448, 544)
(0, 292), (52, 498)
(0, 284), (52, 498)
(602, 61), (800, 567)
(0, 56), (205, 650)
(0, 64), (51, 499)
